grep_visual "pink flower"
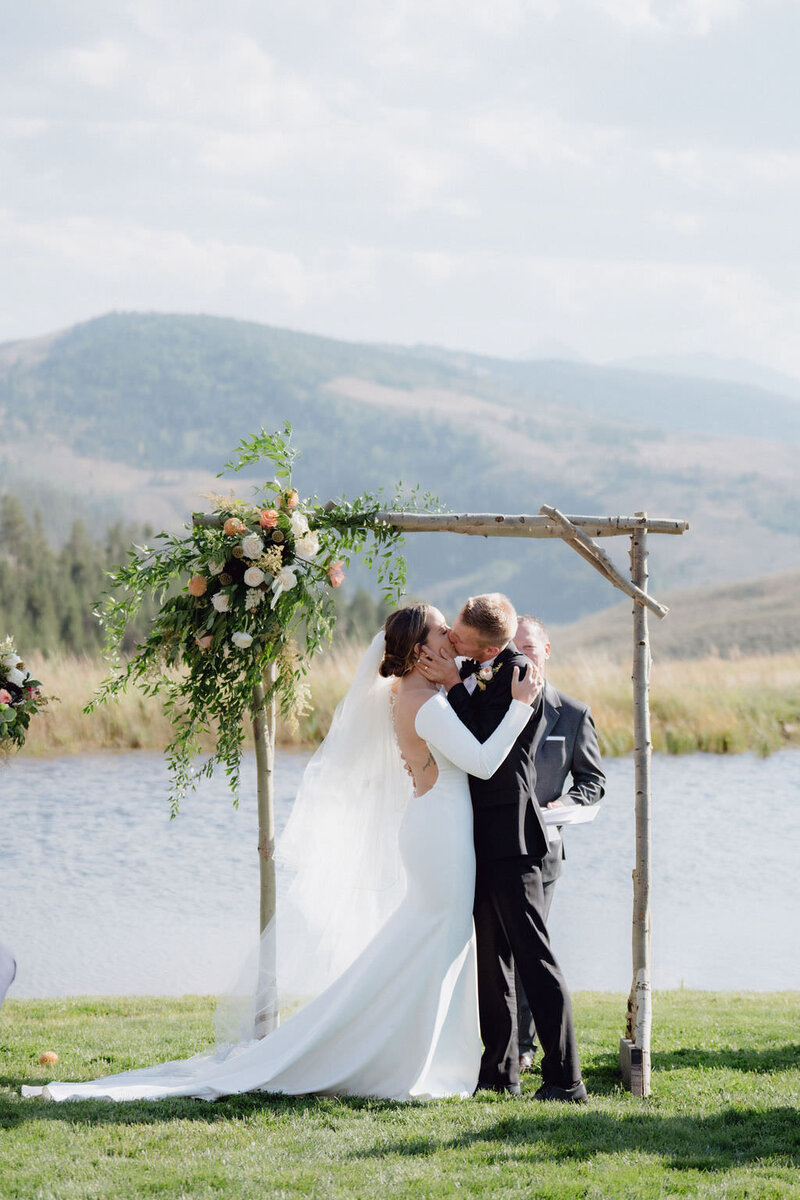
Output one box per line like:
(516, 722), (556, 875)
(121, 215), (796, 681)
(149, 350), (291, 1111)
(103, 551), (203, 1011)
(223, 517), (246, 537)
(328, 560), (345, 588)
(283, 489), (300, 511)
(25, 686), (40, 699)
(259, 509), (279, 529)
(187, 575), (208, 596)
(0, 688), (11, 705)
(195, 634), (213, 651)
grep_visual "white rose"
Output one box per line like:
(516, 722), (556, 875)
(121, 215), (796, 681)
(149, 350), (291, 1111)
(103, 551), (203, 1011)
(211, 593), (231, 612)
(295, 531), (320, 559)
(2, 653), (21, 671)
(274, 566), (297, 591)
(208, 561), (225, 576)
(245, 588), (264, 611)
(241, 533), (263, 560)
(243, 566), (265, 587)
(6, 667), (25, 687)
(290, 511), (309, 537)
(231, 631), (253, 649)
(270, 566), (298, 609)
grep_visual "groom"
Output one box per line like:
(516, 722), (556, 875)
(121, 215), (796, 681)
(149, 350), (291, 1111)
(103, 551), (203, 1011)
(420, 593), (586, 1101)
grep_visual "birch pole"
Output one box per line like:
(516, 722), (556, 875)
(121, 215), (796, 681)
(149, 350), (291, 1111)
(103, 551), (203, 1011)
(620, 513), (653, 1095)
(253, 661), (279, 1035)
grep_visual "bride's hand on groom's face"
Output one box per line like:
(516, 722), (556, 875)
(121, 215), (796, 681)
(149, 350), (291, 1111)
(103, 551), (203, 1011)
(417, 645), (461, 689)
(511, 663), (544, 706)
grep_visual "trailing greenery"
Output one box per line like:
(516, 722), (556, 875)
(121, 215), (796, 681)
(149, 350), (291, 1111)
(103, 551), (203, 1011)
(87, 425), (433, 812)
(2, 991), (799, 1198)
(0, 488), (391, 662)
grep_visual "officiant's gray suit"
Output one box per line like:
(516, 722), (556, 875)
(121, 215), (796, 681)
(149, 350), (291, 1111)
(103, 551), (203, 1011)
(517, 680), (605, 1055)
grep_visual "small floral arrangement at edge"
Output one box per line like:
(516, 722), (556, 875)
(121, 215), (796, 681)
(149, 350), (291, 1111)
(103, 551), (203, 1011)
(0, 637), (47, 757)
(89, 423), (437, 813)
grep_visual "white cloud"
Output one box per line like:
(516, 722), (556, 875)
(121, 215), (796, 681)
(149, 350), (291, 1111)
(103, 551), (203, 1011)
(1, 0), (799, 380)
(54, 38), (129, 88)
(651, 209), (703, 234)
(471, 109), (626, 170)
(653, 145), (800, 193)
(588, 0), (744, 34)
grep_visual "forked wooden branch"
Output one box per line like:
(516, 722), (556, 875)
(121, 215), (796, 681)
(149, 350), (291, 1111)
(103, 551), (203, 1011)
(538, 505), (669, 620)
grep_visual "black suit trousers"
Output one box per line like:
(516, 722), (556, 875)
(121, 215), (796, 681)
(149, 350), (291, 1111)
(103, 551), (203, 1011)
(474, 856), (581, 1091)
(517, 838), (560, 1053)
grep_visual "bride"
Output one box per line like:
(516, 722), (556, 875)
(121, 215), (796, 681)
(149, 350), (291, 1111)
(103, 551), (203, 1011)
(23, 604), (540, 1103)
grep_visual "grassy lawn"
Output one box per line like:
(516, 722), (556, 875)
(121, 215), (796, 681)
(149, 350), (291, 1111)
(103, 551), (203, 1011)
(2, 992), (799, 1198)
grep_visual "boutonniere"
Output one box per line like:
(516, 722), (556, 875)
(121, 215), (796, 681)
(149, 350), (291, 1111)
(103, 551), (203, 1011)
(475, 662), (502, 690)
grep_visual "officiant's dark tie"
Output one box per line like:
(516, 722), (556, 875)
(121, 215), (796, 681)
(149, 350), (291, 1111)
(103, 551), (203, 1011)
(459, 659), (480, 680)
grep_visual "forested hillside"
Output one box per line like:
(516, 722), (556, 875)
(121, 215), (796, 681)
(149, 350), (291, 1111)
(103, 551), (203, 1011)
(0, 495), (390, 656)
(0, 496), (154, 655)
(2, 312), (799, 626)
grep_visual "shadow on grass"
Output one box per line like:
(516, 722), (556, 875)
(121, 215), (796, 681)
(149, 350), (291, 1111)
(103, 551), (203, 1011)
(0, 1082), (411, 1130)
(348, 1107), (800, 1172)
(6, 1083), (796, 1176)
(651, 1044), (800, 1074)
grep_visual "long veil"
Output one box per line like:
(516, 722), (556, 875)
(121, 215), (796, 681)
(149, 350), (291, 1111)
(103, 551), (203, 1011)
(216, 630), (413, 1045)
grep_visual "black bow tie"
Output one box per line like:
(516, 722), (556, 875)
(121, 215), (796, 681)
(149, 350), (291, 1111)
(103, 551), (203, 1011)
(459, 658), (480, 679)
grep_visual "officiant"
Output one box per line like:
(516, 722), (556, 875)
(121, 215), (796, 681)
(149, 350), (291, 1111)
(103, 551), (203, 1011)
(513, 615), (605, 1072)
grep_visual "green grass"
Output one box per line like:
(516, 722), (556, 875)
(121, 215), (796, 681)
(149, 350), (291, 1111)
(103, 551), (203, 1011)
(2, 993), (799, 1198)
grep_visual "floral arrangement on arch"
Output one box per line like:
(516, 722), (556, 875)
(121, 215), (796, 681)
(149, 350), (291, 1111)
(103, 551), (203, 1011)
(0, 638), (47, 757)
(90, 425), (431, 813)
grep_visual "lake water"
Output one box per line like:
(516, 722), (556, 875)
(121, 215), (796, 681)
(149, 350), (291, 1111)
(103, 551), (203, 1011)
(2, 749), (799, 998)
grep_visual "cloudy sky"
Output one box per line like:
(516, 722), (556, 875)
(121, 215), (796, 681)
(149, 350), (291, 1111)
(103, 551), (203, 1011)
(2, 0), (799, 372)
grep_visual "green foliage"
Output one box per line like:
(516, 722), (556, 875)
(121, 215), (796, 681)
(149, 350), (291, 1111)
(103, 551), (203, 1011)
(4, 992), (800, 1199)
(0, 494), (157, 656)
(88, 426), (433, 813)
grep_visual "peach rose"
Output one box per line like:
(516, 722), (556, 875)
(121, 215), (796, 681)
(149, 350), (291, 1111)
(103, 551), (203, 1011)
(283, 489), (300, 510)
(195, 634), (213, 651)
(328, 560), (346, 588)
(38, 1051), (59, 1065)
(223, 517), (246, 537)
(187, 575), (207, 596)
(259, 509), (279, 529)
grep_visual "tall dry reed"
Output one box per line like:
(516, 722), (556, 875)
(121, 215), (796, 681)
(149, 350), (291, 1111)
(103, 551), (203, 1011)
(15, 647), (800, 760)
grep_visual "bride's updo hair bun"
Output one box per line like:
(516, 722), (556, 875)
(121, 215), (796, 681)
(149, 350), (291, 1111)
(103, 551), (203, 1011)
(379, 605), (430, 677)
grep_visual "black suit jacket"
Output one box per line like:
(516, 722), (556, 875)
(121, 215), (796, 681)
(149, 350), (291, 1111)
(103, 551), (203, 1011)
(447, 646), (549, 863)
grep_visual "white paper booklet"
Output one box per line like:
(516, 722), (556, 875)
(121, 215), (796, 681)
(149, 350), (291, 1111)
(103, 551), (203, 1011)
(542, 804), (601, 827)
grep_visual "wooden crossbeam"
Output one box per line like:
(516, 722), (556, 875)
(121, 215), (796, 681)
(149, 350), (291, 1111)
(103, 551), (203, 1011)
(539, 505), (669, 620)
(369, 512), (689, 538)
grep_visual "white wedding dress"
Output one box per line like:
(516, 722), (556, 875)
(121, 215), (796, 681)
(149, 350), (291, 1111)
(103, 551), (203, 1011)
(23, 642), (532, 1104)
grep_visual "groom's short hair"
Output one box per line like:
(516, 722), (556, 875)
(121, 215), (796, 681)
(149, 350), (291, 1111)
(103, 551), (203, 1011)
(460, 593), (517, 649)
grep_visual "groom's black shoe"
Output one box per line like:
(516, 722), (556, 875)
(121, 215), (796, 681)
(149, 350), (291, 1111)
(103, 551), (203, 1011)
(534, 1080), (588, 1104)
(474, 1081), (521, 1096)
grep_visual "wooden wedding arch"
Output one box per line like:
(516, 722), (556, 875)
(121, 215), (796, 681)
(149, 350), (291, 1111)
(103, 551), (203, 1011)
(200, 503), (689, 1098)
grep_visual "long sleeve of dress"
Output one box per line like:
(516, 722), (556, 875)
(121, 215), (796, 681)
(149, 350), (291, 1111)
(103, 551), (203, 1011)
(415, 693), (533, 780)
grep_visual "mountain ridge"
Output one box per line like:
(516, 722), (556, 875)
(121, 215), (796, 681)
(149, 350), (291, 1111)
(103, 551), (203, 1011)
(1, 311), (797, 626)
